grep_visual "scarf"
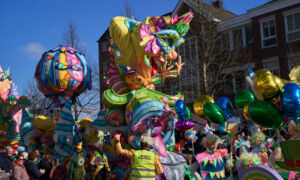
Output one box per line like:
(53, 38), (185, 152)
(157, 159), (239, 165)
(15, 160), (25, 168)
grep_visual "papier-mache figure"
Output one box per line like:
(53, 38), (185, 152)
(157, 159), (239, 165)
(68, 141), (86, 180)
(190, 134), (228, 180)
(90, 137), (110, 180)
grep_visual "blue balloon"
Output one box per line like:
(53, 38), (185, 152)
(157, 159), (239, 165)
(216, 97), (234, 120)
(187, 131), (193, 136)
(281, 83), (300, 126)
(175, 99), (186, 120)
(219, 124), (228, 135)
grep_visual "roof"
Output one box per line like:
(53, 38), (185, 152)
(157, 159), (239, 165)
(97, 28), (109, 42)
(172, 0), (236, 22)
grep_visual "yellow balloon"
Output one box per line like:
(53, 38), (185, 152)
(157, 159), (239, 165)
(193, 95), (214, 117)
(254, 70), (280, 100)
(243, 103), (251, 121)
(289, 65), (300, 85)
(274, 75), (287, 90)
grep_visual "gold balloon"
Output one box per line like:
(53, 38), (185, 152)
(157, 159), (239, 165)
(274, 75), (287, 90)
(289, 65), (300, 85)
(242, 103), (251, 121)
(193, 95), (214, 117)
(254, 69), (280, 100)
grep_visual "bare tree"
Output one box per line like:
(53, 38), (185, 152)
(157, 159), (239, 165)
(22, 80), (57, 119)
(61, 21), (98, 120)
(182, 1), (252, 100)
(121, 1), (136, 19)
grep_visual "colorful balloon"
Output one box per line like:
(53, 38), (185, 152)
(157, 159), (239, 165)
(175, 120), (194, 131)
(289, 65), (300, 85)
(175, 100), (186, 120)
(203, 102), (225, 125)
(281, 83), (300, 126)
(248, 100), (283, 129)
(254, 70), (280, 101)
(216, 96), (234, 120)
(193, 95), (214, 117)
(235, 90), (255, 109)
(35, 47), (92, 107)
(185, 107), (191, 120)
(274, 75), (287, 90)
(242, 103), (251, 121)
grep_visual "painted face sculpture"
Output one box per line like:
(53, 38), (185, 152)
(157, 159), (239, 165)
(0, 67), (12, 102)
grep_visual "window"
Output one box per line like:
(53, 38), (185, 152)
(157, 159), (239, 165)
(261, 20), (277, 48)
(285, 12), (300, 42)
(263, 57), (280, 76)
(232, 28), (243, 49)
(245, 25), (253, 46)
(221, 32), (230, 50)
(178, 36), (200, 103)
(289, 55), (300, 70)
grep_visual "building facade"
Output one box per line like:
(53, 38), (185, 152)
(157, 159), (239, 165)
(218, 0), (300, 96)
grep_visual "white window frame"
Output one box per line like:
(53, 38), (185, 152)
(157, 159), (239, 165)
(259, 15), (277, 48)
(288, 51), (300, 70)
(283, 7), (300, 43)
(262, 56), (280, 76)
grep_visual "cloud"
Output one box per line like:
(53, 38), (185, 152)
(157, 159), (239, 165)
(20, 42), (45, 60)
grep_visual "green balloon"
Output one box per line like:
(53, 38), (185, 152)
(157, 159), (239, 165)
(185, 107), (191, 120)
(203, 102), (225, 125)
(235, 90), (255, 109)
(248, 100), (284, 129)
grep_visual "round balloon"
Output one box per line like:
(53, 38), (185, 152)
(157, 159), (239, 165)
(235, 90), (255, 109)
(274, 75), (287, 90)
(35, 47), (92, 107)
(203, 102), (225, 125)
(193, 95), (214, 117)
(248, 100), (283, 129)
(281, 83), (300, 125)
(254, 70), (280, 101)
(216, 96), (234, 120)
(175, 100), (186, 120)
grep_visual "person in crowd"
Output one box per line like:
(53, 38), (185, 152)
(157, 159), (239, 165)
(114, 133), (163, 179)
(90, 140), (110, 180)
(0, 146), (13, 173)
(24, 152), (45, 180)
(49, 158), (67, 180)
(189, 134), (228, 180)
(11, 154), (29, 180)
(39, 154), (52, 180)
(68, 141), (86, 180)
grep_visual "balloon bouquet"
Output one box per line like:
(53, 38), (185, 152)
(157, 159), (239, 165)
(33, 46), (92, 157)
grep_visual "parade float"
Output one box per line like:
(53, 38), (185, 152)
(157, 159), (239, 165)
(0, 66), (30, 149)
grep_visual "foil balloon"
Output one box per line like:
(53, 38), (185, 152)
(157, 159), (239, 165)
(185, 107), (191, 120)
(35, 47), (92, 107)
(235, 90), (255, 109)
(203, 102), (225, 125)
(175, 99), (186, 120)
(216, 96), (234, 120)
(289, 65), (300, 85)
(242, 103), (251, 121)
(175, 120), (194, 131)
(248, 100), (283, 129)
(280, 83), (300, 126)
(274, 75), (287, 90)
(193, 95), (214, 117)
(254, 69), (280, 101)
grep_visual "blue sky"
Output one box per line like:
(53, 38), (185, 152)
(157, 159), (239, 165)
(0, 0), (270, 94)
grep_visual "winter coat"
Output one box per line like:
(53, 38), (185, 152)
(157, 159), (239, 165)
(50, 165), (67, 180)
(11, 161), (29, 180)
(24, 160), (42, 180)
(39, 159), (52, 180)
(0, 152), (12, 173)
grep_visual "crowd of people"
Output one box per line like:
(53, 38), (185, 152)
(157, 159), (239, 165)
(0, 121), (291, 180)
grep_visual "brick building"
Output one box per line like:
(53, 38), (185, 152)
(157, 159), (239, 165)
(218, 0), (300, 95)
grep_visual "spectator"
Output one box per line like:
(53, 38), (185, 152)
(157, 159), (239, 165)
(24, 152), (45, 180)
(11, 154), (29, 180)
(49, 158), (67, 180)
(0, 146), (13, 173)
(39, 154), (52, 180)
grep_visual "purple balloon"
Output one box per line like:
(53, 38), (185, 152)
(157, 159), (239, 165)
(175, 120), (195, 131)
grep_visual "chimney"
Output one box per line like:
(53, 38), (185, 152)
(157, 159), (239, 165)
(212, 0), (223, 9)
